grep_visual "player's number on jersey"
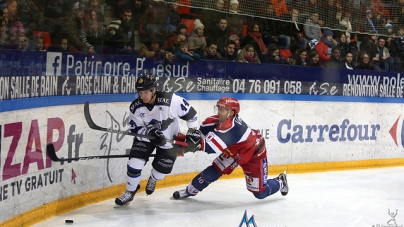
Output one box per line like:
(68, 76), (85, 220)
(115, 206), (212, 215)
(181, 99), (189, 111)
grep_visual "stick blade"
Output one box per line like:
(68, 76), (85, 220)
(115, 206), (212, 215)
(84, 101), (103, 131)
(46, 144), (60, 161)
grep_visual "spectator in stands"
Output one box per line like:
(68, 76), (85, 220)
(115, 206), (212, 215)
(104, 9), (135, 55)
(359, 31), (378, 59)
(321, 0), (340, 28)
(72, 2), (85, 37)
(270, 0), (289, 18)
(337, 33), (352, 61)
(394, 27), (404, 65)
(356, 52), (380, 71)
(188, 19), (206, 56)
(6, 0), (26, 45)
(166, 0), (181, 36)
(397, 5), (404, 26)
(343, 52), (355, 70)
(207, 18), (228, 47)
(174, 40), (201, 62)
(227, 0), (246, 38)
(142, 0), (168, 42)
(43, 0), (71, 32)
(307, 49), (321, 67)
(220, 39), (238, 62)
(129, 0), (149, 30)
(263, 43), (285, 64)
(384, 22), (395, 37)
(340, 0), (361, 33)
(228, 32), (241, 52)
(176, 23), (189, 38)
(86, 0), (104, 22)
(57, 37), (81, 53)
(29, 35), (45, 51)
(375, 36), (400, 72)
(237, 44), (260, 63)
(166, 33), (186, 52)
(167, 23), (188, 49)
(304, 12), (322, 45)
(201, 0), (226, 36)
(243, 21), (268, 61)
(339, 12), (352, 42)
(203, 40), (222, 60)
(302, 0), (324, 26)
(13, 0), (43, 36)
(278, 7), (306, 51)
(323, 45), (345, 68)
(386, 34), (402, 72)
(255, 2), (279, 46)
(0, 16), (9, 49)
(137, 41), (175, 62)
(51, 2), (88, 53)
(361, 10), (377, 33)
(359, 31), (382, 71)
(293, 49), (309, 66)
(315, 29), (337, 63)
(1, 7), (9, 28)
(80, 9), (104, 54)
(16, 33), (28, 50)
(373, 11), (386, 34)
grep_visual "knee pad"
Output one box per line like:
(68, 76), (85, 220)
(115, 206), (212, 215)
(127, 158), (146, 178)
(253, 187), (270, 199)
(253, 179), (280, 199)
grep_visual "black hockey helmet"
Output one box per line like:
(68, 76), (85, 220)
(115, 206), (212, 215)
(135, 73), (157, 91)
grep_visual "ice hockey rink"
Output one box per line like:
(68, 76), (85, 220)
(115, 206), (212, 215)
(33, 166), (404, 227)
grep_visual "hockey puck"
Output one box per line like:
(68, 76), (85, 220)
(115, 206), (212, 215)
(65, 220), (74, 223)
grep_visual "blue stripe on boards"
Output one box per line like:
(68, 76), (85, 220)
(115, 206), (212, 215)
(2, 93), (404, 112)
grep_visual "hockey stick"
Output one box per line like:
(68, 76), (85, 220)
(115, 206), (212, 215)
(46, 143), (156, 162)
(83, 101), (187, 146)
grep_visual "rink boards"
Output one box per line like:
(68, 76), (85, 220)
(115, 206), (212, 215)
(1, 94), (404, 226)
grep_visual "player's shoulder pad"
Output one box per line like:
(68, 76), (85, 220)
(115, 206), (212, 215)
(155, 91), (173, 106)
(130, 98), (143, 113)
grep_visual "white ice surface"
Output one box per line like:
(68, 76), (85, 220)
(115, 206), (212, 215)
(33, 167), (404, 227)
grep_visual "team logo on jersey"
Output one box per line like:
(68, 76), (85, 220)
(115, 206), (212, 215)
(148, 118), (174, 131)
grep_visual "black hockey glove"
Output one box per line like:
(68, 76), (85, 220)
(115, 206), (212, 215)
(184, 129), (203, 153)
(147, 128), (167, 146)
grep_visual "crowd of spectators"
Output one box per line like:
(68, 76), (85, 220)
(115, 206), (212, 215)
(1, 0), (404, 72)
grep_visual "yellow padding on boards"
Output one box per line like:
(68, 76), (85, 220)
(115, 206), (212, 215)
(2, 158), (404, 227)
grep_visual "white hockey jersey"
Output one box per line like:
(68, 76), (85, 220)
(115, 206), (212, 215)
(128, 91), (198, 149)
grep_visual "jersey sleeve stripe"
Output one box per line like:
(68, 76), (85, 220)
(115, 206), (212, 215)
(237, 127), (252, 143)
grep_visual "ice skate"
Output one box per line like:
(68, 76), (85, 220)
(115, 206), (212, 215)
(146, 175), (157, 195)
(173, 189), (190, 200)
(114, 185), (140, 207)
(277, 170), (289, 196)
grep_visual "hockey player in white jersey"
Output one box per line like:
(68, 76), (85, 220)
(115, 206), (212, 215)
(115, 73), (202, 206)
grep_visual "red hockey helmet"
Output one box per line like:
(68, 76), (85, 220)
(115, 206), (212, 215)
(216, 97), (240, 114)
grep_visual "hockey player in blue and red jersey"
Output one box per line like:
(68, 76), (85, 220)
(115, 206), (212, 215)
(173, 97), (288, 200)
(115, 73), (202, 206)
